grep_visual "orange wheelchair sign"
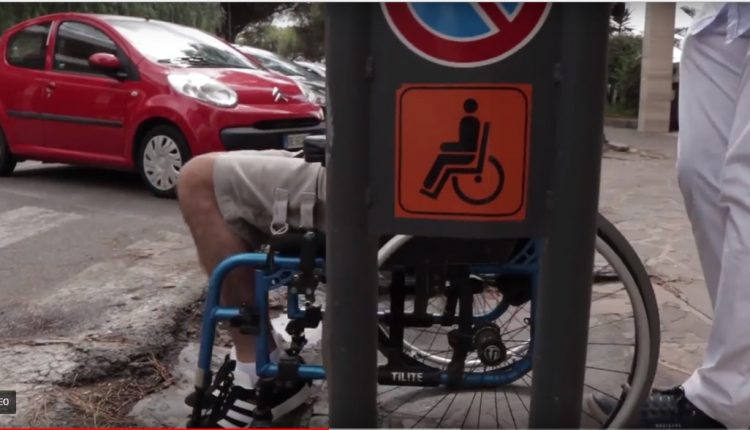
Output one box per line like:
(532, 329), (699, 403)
(395, 83), (531, 221)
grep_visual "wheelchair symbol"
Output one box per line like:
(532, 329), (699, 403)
(419, 98), (505, 205)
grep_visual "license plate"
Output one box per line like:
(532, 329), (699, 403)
(284, 133), (308, 150)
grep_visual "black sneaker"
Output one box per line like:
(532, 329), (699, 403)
(185, 355), (244, 411)
(585, 386), (725, 428)
(201, 383), (258, 428)
(254, 377), (312, 420)
(185, 355), (256, 428)
(199, 377), (311, 428)
(188, 355), (312, 427)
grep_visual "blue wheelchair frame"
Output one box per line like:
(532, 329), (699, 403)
(196, 254), (328, 389)
(193, 238), (542, 410)
(188, 133), (547, 420)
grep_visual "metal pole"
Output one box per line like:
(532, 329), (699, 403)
(528, 4), (610, 427)
(323, 4), (379, 428)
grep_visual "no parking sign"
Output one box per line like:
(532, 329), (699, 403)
(357, 2), (562, 237)
(384, 4), (550, 222)
(382, 3), (551, 68)
(325, 5), (611, 427)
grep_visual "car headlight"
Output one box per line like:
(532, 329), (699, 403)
(297, 81), (326, 106)
(168, 73), (238, 108)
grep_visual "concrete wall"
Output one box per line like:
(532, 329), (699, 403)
(637, 2), (676, 133)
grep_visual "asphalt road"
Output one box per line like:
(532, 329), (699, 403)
(0, 161), (196, 315)
(0, 161), (205, 426)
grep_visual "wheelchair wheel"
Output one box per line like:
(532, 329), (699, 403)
(451, 155), (504, 205)
(373, 213), (659, 428)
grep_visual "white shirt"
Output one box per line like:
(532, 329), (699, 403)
(690, 3), (750, 43)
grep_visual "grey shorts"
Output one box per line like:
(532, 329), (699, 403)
(213, 150), (327, 244)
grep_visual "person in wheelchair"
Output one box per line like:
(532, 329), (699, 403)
(420, 98), (485, 199)
(177, 148), (325, 427)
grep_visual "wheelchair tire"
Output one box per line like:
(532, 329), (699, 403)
(0, 126), (17, 177)
(373, 213), (659, 428)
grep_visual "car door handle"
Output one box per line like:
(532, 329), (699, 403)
(46, 82), (56, 90)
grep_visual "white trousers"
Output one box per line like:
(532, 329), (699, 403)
(678, 18), (750, 429)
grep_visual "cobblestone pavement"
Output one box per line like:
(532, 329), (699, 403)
(131, 126), (714, 428)
(598, 126), (712, 392)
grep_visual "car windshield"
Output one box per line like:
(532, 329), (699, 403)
(247, 48), (320, 81)
(104, 18), (257, 69)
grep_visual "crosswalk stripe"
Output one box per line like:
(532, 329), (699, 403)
(0, 206), (83, 249)
(29, 231), (204, 322)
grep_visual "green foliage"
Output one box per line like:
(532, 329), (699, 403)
(0, 3), (224, 35)
(236, 3), (324, 60)
(220, 3), (293, 40)
(609, 4), (633, 35)
(607, 33), (643, 114)
(605, 102), (638, 118)
(285, 2), (324, 59)
(0, 3), (324, 62)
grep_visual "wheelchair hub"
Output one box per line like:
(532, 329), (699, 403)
(473, 323), (507, 366)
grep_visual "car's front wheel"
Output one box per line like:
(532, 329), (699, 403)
(0, 126), (17, 177)
(138, 124), (191, 198)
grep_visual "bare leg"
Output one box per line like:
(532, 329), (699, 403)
(177, 153), (274, 363)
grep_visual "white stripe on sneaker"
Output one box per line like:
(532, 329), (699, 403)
(234, 398), (255, 411)
(271, 383), (311, 419)
(0, 206), (83, 249)
(217, 418), (243, 428)
(225, 408), (254, 424)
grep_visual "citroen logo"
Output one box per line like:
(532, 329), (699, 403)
(272, 87), (288, 103)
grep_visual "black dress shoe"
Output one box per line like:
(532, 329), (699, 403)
(585, 386), (725, 428)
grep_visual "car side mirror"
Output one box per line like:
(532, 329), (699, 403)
(89, 52), (121, 70)
(89, 52), (128, 80)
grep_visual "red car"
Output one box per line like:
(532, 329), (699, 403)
(0, 13), (325, 197)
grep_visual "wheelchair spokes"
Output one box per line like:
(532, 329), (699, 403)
(369, 221), (658, 428)
(190, 215), (659, 428)
(377, 272), (533, 378)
